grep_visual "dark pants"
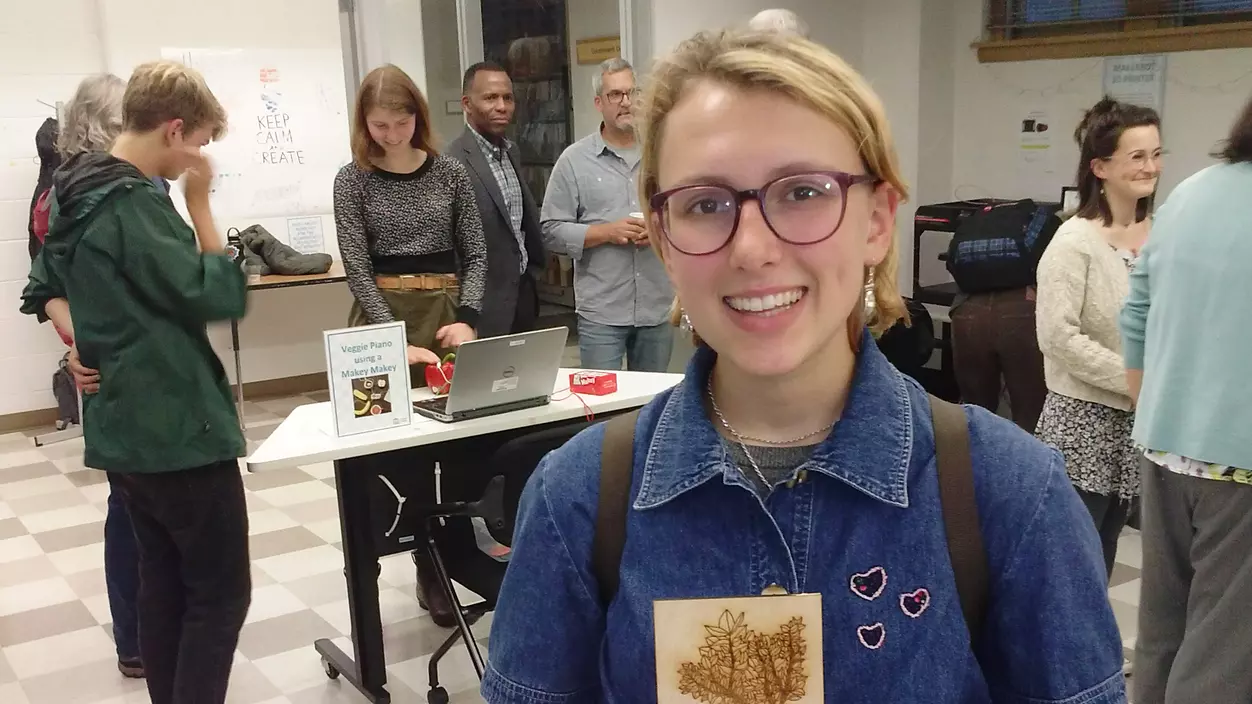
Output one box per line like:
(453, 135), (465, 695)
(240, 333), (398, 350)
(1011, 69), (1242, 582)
(1074, 487), (1131, 578)
(511, 275), (539, 334)
(1135, 459), (1252, 704)
(109, 461), (251, 704)
(950, 288), (1048, 432)
(104, 484), (140, 659)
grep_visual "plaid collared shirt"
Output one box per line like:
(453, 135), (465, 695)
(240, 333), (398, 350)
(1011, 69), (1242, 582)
(470, 125), (527, 273)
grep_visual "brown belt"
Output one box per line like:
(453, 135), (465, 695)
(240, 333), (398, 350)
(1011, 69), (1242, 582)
(374, 273), (458, 291)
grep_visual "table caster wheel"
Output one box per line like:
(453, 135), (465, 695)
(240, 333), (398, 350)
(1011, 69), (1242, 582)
(427, 686), (449, 704)
(323, 659), (340, 680)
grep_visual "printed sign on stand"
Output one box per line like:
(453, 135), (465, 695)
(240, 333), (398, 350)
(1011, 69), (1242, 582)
(324, 322), (412, 437)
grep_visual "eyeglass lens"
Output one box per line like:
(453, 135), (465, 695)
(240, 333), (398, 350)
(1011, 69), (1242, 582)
(607, 89), (639, 104)
(660, 173), (847, 254)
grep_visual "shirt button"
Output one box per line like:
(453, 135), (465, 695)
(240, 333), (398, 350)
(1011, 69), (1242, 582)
(762, 584), (789, 596)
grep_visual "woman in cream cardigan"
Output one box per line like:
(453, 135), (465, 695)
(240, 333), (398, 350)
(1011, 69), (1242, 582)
(1036, 96), (1161, 577)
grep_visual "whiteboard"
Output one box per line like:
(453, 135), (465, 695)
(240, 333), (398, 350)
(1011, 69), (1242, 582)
(161, 48), (351, 221)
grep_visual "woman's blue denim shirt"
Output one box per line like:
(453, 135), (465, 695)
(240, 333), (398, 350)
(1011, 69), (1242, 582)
(483, 335), (1126, 703)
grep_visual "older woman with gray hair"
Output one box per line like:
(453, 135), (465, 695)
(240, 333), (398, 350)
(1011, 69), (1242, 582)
(57, 74), (126, 156)
(34, 73), (147, 680)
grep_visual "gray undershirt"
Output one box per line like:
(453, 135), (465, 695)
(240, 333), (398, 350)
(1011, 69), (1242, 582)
(722, 440), (820, 495)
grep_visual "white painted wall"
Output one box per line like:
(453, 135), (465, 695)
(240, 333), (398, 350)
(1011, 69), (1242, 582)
(568, 0), (621, 139)
(422, 0), (466, 149)
(0, 0), (354, 416)
(0, 0), (107, 416)
(949, 0), (1252, 204)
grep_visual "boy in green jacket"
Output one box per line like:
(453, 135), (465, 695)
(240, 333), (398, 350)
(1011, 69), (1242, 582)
(20, 61), (250, 704)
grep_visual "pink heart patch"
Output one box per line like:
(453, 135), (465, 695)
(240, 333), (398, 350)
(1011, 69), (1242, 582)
(849, 566), (887, 601)
(900, 588), (930, 618)
(857, 623), (885, 650)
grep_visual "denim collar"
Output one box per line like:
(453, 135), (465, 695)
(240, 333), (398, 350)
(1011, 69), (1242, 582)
(635, 330), (915, 510)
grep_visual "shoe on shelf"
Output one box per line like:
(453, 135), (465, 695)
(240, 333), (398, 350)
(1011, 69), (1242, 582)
(412, 550), (457, 628)
(118, 657), (144, 679)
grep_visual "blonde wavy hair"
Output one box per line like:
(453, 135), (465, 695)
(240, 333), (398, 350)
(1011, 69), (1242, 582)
(57, 74), (126, 157)
(639, 30), (910, 346)
(123, 61), (228, 140)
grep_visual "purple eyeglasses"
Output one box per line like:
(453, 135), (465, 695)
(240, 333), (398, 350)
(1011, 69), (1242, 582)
(649, 170), (879, 256)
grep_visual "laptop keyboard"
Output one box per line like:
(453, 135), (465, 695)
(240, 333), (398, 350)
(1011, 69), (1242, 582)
(413, 396), (449, 414)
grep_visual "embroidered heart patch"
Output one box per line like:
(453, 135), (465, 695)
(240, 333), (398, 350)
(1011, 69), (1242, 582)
(850, 566), (887, 601)
(900, 588), (930, 618)
(857, 623), (885, 650)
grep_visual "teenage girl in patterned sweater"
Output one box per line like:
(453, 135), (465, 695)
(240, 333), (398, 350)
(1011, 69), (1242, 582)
(334, 64), (487, 370)
(333, 64), (489, 627)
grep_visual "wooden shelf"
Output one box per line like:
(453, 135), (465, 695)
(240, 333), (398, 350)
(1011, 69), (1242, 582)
(975, 20), (1252, 62)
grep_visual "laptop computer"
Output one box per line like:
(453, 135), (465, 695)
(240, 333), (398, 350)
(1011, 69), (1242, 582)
(412, 327), (569, 423)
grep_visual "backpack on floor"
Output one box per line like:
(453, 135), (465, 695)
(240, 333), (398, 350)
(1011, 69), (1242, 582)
(590, 397), (990, 648)
(946, 199), (1061, 294)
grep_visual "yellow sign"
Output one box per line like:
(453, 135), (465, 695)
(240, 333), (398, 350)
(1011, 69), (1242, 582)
(576, 36), (621, 65)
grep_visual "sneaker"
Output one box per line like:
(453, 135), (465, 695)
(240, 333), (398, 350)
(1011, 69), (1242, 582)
(118, 657), (144, 679)
(1123, 655), (1133, 676)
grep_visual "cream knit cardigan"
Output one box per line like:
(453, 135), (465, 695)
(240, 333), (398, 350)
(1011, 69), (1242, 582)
(1035, 216), (1134, 411)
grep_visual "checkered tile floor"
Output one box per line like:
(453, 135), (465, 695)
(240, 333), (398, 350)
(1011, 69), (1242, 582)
(0, 393), (489, 704)
(0, 389), (1142, 703)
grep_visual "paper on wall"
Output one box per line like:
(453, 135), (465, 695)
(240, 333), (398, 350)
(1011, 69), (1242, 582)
(1017, 109), (1057, 201)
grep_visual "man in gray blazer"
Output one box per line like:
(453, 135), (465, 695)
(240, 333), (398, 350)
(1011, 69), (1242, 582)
(447, 62), (546, 339)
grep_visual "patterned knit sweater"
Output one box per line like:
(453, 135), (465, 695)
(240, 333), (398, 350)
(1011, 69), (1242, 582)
(332, 155), (487, 327)
(1035, 216), (1133, 411)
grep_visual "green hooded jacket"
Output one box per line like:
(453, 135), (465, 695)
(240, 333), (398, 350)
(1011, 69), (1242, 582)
(21, 152), (248, 473)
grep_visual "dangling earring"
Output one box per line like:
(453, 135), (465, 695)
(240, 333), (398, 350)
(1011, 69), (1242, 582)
(680, 309), (694, 332)
(863, 268), (877, 317)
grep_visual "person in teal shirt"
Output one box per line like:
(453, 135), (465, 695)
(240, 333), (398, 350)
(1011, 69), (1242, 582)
(1121, 96), (1252, 703)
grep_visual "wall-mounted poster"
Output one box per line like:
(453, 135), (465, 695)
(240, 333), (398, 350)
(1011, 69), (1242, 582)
(1103, 54), (1167, 116)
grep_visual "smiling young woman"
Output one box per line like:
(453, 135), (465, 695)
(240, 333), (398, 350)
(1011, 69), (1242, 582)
(481, 31), (1126, 703)
(1035, 98), (1162, 590)
(333, 64), (489, 626)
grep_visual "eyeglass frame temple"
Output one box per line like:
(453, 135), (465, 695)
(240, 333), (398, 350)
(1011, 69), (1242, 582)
(648, 171), (881, 256)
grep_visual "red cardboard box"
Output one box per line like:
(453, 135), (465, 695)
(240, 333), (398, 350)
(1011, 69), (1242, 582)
(570, 371), (617, 396)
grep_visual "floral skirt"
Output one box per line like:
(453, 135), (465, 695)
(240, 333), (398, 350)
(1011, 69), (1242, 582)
(1035, 392), (1140, 499)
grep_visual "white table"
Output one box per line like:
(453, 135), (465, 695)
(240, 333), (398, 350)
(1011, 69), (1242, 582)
(247, 368), (683, 703)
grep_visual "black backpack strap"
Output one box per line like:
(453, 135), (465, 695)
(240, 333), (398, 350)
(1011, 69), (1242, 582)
(591, 409), (640, 605)
(929, 395), (990, 647)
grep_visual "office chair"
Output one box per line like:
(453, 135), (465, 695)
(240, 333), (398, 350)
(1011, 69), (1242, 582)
(416, 420), (593, 704)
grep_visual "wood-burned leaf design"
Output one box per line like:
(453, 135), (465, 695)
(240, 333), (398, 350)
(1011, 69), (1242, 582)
(677, 610), (809, 704)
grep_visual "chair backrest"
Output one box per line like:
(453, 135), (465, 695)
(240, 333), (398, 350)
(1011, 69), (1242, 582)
(484, 420), (593, 546)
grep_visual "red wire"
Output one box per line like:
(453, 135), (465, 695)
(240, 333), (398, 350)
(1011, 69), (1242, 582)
(551, 387), (594, 421)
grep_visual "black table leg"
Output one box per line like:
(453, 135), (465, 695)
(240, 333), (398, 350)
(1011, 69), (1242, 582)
(319, 457), (390, 703)
(230, 319), (245, 431)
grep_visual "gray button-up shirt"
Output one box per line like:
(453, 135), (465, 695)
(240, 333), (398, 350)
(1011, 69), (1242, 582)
(540, 129), (673, 327)
(470, 124), (528, 273)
